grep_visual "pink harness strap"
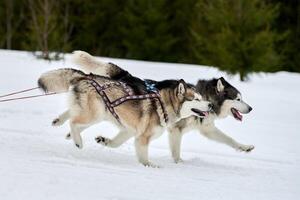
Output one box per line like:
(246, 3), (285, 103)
(89, 79), (168, 124)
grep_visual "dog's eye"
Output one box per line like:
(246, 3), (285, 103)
(223, 91), (228, 97)
(236, 98), (241, 101)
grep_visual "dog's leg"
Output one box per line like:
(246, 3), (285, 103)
(69, 120), (89, 149)
(134, 136), (159, 168)
(199, 123), (254, 152)
(65, 132), (72, 140)
(52, 110), (70, 126)
(51, 109), (72, 139)
(95, 130), (133, 148)
(168, 128), (183, 163)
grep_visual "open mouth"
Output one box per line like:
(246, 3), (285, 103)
(191, 108), (209, 118)
(231, 108), (243, 121)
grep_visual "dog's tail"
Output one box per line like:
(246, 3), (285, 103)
(38, 68), (85, 93)
(72, 50), (128, 79)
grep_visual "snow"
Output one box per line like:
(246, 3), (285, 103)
(0, 50), (299, 200)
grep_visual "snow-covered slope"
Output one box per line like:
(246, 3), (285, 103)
(0, 50), (299, 200)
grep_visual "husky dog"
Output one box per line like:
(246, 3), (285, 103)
(168, 78), (254, 163)
(60, 51), (255, 164)
(38, 67), (212, 167)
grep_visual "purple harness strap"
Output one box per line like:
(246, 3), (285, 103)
(89, 79), (168, 124)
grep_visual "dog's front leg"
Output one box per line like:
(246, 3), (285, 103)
(134, 136), (159, 168)
(168, 127), (183, 163)
(199, 123), (254, 152)
(95, 129), (133, 148)
(52, 110), (70, 126)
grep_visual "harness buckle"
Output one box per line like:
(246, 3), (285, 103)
(144, 80), (157, 93)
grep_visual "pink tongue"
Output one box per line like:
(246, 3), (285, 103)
(237, 111), (243, 121)
(203, 111), (209, 117)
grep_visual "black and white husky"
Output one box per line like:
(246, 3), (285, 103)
(168, 78), (254, 163)
(53, 51), (254, 164)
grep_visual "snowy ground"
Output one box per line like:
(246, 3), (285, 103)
(0, 50), (299, 200)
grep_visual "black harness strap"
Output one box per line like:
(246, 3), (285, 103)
(89, 79), (168, 124)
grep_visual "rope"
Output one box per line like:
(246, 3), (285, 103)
(0, 87), (40, 98)
(0, 92), (57, 103)
(0, 87), (58, 103)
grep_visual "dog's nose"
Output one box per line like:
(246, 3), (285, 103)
(248, 106), (253, 112)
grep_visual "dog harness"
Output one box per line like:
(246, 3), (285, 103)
(88, 78), (168, 124)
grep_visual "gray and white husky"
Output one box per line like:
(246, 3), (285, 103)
(51, 51), (254, 164)
(38, 64), (212, 167)
(168, 77), (254, 163)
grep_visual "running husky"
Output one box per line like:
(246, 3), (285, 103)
(168, 78), (254, 163)
(38, 67), (212, 167)
(60, 51), (255, 163)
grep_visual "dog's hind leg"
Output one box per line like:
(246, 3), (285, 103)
(52, 110), (70, 126)
(168, 127), (183, 163)
(95, 130), (133, 148)
(199, 123), (255, 152)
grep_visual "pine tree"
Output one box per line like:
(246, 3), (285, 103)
(191, 0), (281, 81)
(120, 0), (177, 61)
(166, 0), (198, 63)
(70, 0), (126, 57)
(271, 0), (300, 73)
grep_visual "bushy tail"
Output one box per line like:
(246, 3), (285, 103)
(38, 68), (85, 93)
(72, 50), (127, 79)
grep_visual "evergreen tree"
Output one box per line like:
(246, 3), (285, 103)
(0, 0), (297, 76)
(166, 0), (198, 63)
(120, 0), (177, 61)
(70, 0), (126, 57)
(191, 0), (281, 81)
(271, 0), (300, 73)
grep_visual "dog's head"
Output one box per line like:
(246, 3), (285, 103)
(197, 77), (252, 121)
(157, 79), (213, 121)
(166, 79), (213, 120)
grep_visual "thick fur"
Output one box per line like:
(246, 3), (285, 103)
(38, 68), (85, 93)
(168, 78), (254, 163)
(73, 50), (126, 79)
(54, 51), (254, 164)
(40, 66), (211, 167)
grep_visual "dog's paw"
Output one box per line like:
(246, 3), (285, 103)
(142, 162), (160, 168)
(52, 118), (63, 126)
(65, 133), (71, 140)
(75, 143), (83, 149)
(237, 144), (255, 152)
(95, 136), (109, 146)
(174, 157), (184, 164)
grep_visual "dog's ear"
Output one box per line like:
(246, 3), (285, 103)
(217, 77), (225, 93)
(219, 77), (226, 82)
(177, 79), (187, 97)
